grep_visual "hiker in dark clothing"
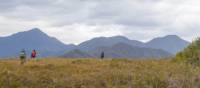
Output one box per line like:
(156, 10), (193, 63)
(101, 52), (105, 59)
(20, 49), (26, 65)
(31, 50), (37, 59)
(196, 57), (200, 61)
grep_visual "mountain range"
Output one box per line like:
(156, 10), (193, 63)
(77, 35), (189, 54)
(0, 28), (190, 58)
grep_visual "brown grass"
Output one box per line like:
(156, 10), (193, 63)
(0, 58), (199, 88)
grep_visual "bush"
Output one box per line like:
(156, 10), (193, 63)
(176, 38), (200, 63)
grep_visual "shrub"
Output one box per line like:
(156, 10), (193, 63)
(176, 38), (200, 63)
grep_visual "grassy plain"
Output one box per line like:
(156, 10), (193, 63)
(0, 58), (199, 88)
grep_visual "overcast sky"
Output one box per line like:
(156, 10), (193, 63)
(0, 0), (199, 44)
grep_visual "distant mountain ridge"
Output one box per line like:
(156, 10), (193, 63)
(77, 35), (190, 54)
(62, 42), (172, 59)
(0, 28), (75, 58)
(78, 36), (144, 51)
(91, 43), (172, 58)
(146, 35), (189, 54)
(0, 28), (190, 58)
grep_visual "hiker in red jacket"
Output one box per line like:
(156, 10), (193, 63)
(31, 50), (37, 59)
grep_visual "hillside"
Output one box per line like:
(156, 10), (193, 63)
(62, 49), (93, 58)
(0, 28), (75, 58)
(146, 35), (189, 54)
(89, 43), (172, 58)
(0, 58), (200, 88)
(78, 36), (144, 51)
(62, 43), (171, 58)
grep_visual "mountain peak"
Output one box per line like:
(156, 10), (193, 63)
(21, 28), (48, 37)
(28, 28), (43, 33)
(91, 36), (128, 41)
(110, 35), (129, 40)
(8, 28), (45, 38)
(146, 35), (189, 54)
(0, 28), (74, 57)
(150, 35), (183, 41)
(111, 35), (126, 38)
(164, 35), (180, 39)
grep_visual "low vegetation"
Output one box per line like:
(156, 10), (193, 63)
(0, 58), (200, 88)
(176, 38), (200, 65)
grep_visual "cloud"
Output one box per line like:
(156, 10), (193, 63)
(0, 0), (199, 44)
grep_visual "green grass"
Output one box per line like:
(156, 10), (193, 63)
(0, 58), (200, 88)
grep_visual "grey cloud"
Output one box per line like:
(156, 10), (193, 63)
(0, 0), (198, 43)
(0, 0), (167, 27)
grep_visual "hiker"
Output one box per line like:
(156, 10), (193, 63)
(20, 49), (26, 65)
(31, 50), (37, 59)
(196, 57), (200, 61)
(101, 52), (105, 59)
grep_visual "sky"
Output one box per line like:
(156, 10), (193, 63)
(0, 0), (199, 44)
